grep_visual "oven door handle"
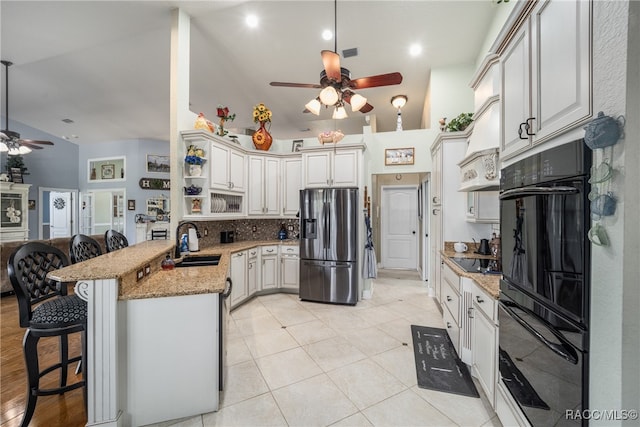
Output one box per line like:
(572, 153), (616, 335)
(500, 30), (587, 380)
(499, 186), (579, 200)
(500, 300), (579, 364)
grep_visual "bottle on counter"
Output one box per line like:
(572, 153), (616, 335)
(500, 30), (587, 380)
(278, 223), (288, 240)
(161, 253), (175, 270)
(180, 233), (189, 255)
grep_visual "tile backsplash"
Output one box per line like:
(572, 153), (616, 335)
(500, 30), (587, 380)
(183, 218), (300, 248)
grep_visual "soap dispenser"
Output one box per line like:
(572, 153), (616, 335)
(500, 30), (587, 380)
(180, 233), (189, 255)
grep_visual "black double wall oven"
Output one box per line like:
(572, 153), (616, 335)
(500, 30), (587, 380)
(499, 140), (591, 426)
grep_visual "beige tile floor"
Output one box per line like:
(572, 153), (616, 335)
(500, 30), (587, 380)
(148, 270), (502, 427)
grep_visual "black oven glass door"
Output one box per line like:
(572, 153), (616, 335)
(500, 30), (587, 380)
(500, 178), (588, 327)
(499, 293), (586, 426)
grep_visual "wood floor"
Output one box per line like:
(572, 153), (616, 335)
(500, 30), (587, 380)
(1, 288), (86, 427)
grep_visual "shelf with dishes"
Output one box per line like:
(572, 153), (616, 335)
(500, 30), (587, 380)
(211, 192), (243, 215)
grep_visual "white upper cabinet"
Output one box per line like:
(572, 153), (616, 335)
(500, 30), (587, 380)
(500, 0), (591, 160)
(247, 156), (280, 216)
(210, 143), (245, 192)
(302, 146), (361, 188)
(281, 157), (302, 216)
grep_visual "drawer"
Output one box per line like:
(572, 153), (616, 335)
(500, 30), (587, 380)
(248, 247), (259, 258)
(473, 284), (497, 322)
(280, 245), (299, 255)
(442, 305), (460, 355)
(441, 279), (460, 324)
(443, 262), (460, 293)
(261, 245), (278, 256)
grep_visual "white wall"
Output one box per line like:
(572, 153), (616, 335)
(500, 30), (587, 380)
(429, 64), (476, 131)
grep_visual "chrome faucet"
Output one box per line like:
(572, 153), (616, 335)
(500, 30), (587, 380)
(175, 221), (201, 258)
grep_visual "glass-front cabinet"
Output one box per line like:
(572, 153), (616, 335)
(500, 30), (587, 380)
(0, 182), (31, 242)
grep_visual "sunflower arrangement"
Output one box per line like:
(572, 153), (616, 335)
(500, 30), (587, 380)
(253, 103), (272, 124)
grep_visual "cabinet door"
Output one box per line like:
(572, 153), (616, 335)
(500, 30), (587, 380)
(532, 0), (591, 144)
(473, 306), (498, 406)
(332, 150), (358, 187)
(228, 149), (245, 192)
(210, 144), (231, 190)
(248, 257), (258, 296)
(501, 22), (532, 159)
(431, 145), (442, 205)
(264, 157), (280, 215)
(466, 191), (499, 223)
(247, 156), (264, 215)
(261, 256), (279, 290)
(282, 157), (301, 216)
(303, 152), (331, 188)
(281, 256), (299, 291)
(230, 251), (248, 307)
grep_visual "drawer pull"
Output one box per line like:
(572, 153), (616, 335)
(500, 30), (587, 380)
(446, 322), (452, 329)
(446, 296), (452, 302)
(476, 295), (485, 304)
(468, 307), (474, 318)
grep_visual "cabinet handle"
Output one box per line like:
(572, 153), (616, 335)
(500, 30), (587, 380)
(248, 264), (253, 269)
(476, 295), (485, 304)
(518, 122), (528, 140)
(468, 307), (474, 318)
(267, 249), (274, 253)
(432, 208), (440, 215)
(446, 322), (452, 329)
(525, 117), (536, 136)
(446, 296), (452, 302)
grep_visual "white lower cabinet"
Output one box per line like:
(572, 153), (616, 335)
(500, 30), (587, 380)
(280, 245), (299, 291)
(229, 250), (248, 308)
(247, 248), (259, 297)
(260, 245), (279, 290)
(472, 296), (498, 407)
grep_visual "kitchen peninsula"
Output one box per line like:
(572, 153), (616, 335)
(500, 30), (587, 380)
(48, 240), (227, 427)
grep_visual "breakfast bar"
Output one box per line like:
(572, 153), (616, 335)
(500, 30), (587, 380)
(48, 240), (229, 427)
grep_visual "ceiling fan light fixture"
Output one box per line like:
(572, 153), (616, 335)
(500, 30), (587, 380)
(305, 98), (322, 115)
(391, 95), (408, 109)
(350, 93), (367, 112)
(319, 86), (339, 106)
(332, 105), (348, 120)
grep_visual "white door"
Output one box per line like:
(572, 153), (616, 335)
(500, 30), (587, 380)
(49, 191), (73, 238)
(381, 186), (418, 269)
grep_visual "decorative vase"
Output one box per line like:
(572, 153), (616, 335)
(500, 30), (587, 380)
(252, 121), (273, 151)
(188, 164), (202, 177)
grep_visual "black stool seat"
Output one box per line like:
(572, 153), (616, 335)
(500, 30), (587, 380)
(31, 294), (87, 328)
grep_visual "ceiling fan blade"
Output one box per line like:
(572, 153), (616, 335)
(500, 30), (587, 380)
(359, 103), (374, 113)
(19, 139), (54, 145)
(321, 50), (341, 82)
(20, 142), (44, 149)
(270, 82), (322, 89)
(349, 72), (403, 89)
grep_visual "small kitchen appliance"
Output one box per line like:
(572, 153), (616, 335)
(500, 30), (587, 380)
(475, 238), (491, 255)
(220, 231), (234, 244)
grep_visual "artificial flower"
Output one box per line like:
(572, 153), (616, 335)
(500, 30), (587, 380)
(253, 103), (272, 123)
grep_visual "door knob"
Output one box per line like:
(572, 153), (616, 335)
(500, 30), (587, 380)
(412, 231), (416, 234)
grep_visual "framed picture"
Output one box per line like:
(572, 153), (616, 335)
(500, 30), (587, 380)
(127, 199), (136, 211)
(10, 167), (23, 183)
(385, 148), (415, 166)
(292, 140), (303, 152)
(28, 199), (36, 210)
(146, 154), (170, 173)
(101, 164), (115, 179)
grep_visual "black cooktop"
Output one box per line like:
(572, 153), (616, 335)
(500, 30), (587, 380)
(449, 257), (501, 274)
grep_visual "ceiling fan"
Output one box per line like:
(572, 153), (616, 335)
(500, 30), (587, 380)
(1, 60), (54, 155)
(269, 0), (402, 118)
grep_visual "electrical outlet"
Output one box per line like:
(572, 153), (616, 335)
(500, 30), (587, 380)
(136, 269), (144, 281)
(204, 227), (208, 236)
(144, 264), (151, 275)
(252, 225), (257, 232)
(287, 225), (294, 232)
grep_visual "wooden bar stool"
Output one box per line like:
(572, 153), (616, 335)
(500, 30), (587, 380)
(7, 242), (87, 427)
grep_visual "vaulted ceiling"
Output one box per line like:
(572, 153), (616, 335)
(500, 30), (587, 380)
(1, 1), (498, 145)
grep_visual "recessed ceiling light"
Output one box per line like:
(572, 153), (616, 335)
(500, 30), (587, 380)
(409, 43), (422, 57)
(246, 14), (258, 28)
(322, 29), (333, 41)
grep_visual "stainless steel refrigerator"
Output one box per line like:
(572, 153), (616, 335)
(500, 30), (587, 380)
(299, 188), (358, 305)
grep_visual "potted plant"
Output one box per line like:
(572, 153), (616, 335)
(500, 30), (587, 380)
(446, 112), (474, 132)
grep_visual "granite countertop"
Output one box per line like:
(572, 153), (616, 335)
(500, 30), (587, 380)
(48, 239), (299, 301)
(440, 249), (501, 299)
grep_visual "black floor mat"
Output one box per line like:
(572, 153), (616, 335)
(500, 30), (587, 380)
(410, 325), (479, 398)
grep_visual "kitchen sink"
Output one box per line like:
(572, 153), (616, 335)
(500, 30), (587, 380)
(175, 254), (221, 268)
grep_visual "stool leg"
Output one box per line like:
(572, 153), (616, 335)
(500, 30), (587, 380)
(59, 333), (69, 390)
(21, 330), (39, 427)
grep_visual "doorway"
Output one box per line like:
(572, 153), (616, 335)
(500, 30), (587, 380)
(80, 189), (126, 236)
(380, 185), (418, 269)
(38, 188), (78, 240)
